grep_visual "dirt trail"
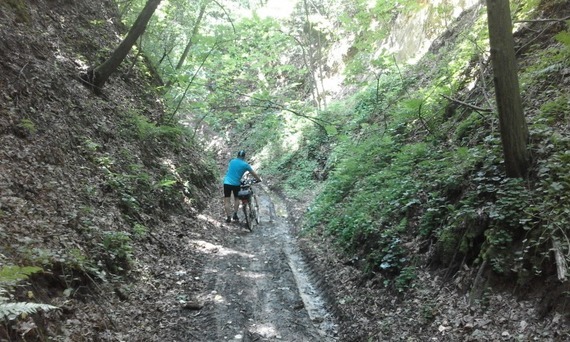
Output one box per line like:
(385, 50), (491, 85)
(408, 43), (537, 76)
(189, 184), (338, 341)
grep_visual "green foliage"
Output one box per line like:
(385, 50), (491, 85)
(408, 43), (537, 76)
(395, 266), (417, 292)
(512, 0), (541, 20)
(299, 34), (566, 285)
(538, 95), (569, 124)
(82, 129), (190, 217)
(128, 113), (186, 143)
(555, 30), (570, 47)
(15, 246), (101, 281)
(17, 118), (37, 135)
(125, 0), (563, 293)
(157, 178), (177, 188)
(420, 301), (437, 322)
(0, 302), (58, 321)
(102, 231), (132, 261)
(132, 223), (148, 239)
(0, 266), (58, 321)
(377, 234), (408, 273)
(517, 138), (570, 277)
(0, 266), (42, 285)
(265, 146), (319, 199)
(100, 231), (133, 273)
(305, 136), (430, 274)
(283, 159), (318, 199)
(83, 138), (100, 152)
(521, 30), (570, 88)
(2, 0), (31, 24)
(454, 112), (485, 142)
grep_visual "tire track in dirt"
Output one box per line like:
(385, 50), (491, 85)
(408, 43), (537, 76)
(194, 185), (338, 341)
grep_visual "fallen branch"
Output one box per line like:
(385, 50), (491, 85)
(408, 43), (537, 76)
(441, 94), (493, 113)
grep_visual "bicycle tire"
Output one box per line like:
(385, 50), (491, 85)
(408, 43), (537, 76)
(249, 200), (257, 230)
(252, 194), (260, 225)
(249, 206), (256, 230)
(243, 202), (253, 231)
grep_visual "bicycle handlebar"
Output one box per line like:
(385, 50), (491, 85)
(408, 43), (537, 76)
(241, 178), (261, 186)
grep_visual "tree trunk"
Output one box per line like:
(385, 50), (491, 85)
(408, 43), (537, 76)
(82, 0), (162, 92)
(175, 2), (208, 71)
(486, 0), (530, 178)
(164, 1), (209, 91)
(302, 0), (322, 111)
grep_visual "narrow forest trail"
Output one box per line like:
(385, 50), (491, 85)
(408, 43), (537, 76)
(185, 184), (338, 341)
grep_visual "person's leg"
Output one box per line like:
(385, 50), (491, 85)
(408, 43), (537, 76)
(223, 185), (233, 222)
(232, 186), (241, 221)
(233, 198), (240, 219)
(224, 197), (232, 218)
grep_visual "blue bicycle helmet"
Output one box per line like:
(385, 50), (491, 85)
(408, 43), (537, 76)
(237, 150), (246, 158)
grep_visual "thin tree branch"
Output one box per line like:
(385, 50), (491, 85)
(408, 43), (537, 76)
(247, 102), (328, 131)
(210, 95), (333, 131)
(206, 81), (334, 128)
(417, 102), (436, 138)
(166, 42), (219, 123)
(516, 22), (557, 55)
(440, 94), (493, 113)
(210, 0), (236, 35)
(191, 111), (210, 140)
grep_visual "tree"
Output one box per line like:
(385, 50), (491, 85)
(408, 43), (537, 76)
(486, 0), (530, 178)
(81, 0), (162, 93)
(163, 1), (209, 91)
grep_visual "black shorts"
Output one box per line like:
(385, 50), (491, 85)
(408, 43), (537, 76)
(223, 184), (241, 198)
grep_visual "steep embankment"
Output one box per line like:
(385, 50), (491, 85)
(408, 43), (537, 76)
(282, 3), (570, 342)
(1, 0), (218, 340)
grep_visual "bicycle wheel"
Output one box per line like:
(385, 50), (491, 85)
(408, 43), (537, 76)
(243, 202), (253, 231)
(252, 194), (260, 225)
(249, 200), (257, 230)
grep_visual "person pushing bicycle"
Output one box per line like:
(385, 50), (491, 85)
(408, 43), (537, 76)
(223, 150), (261, 223)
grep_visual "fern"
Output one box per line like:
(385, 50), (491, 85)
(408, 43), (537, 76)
(0, 302), (58, 321)
(554, 30), (570, 46)
(0, 265), (58, 321)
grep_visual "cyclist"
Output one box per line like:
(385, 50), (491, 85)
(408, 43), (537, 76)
(223, 150), (261, 223)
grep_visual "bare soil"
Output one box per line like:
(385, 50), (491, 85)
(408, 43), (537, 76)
(183, 186), (337, 342)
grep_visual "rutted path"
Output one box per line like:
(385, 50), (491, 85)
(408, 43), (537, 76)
(190, 185), (337, 341)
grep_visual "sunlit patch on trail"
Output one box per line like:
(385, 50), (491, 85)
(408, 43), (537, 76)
(249, 323), (279, 339)
(196, 289), (228, 308)
(212, 293), (225, 304)
(236, 271), (264, 280)
(189, 239), (255, 258)
(197, 213), (223, 226)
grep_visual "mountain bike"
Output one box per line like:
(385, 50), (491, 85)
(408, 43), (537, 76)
(237, 177), (260, 231)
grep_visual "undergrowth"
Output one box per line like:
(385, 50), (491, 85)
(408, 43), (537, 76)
(264, 9), (570, 295)
(0, 266), (57, 325)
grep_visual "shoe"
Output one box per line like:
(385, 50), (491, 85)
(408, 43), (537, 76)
(232, 213), (239, 222)
(225, 216), (231, 223)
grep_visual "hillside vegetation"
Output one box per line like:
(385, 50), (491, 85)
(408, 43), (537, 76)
(299, 2), (570, 289)
(264, 1), (570, 339)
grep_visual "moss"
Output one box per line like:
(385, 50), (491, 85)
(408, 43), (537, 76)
(454, 111), (483, 142)
(538, 95), (569, 124)
(3, 0), (31, 24)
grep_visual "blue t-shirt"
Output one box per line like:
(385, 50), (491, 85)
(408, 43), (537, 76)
(223, 158), (253, 186)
